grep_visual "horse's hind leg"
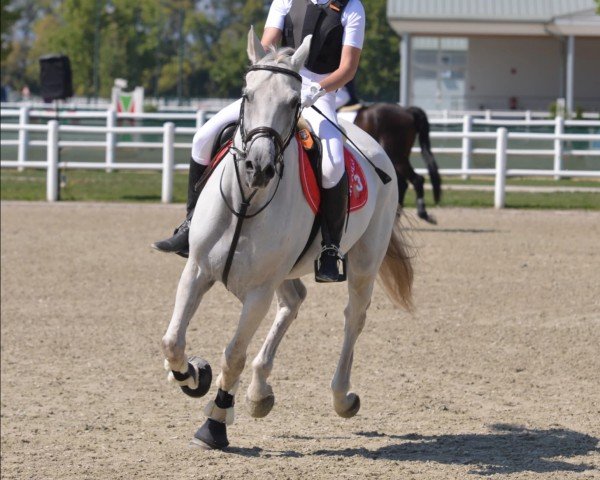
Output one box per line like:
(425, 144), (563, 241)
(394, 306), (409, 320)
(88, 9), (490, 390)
(396, 171), (409, 215)
(408, 169), (436, 224)
(247, 279), (307, 418)
(162, 259), (214, 398)
(331, 268), (376, 418)
(193, 286), (275, 450)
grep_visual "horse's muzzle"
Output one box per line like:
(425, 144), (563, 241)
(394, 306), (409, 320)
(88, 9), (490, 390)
(245, 160), (276, 188)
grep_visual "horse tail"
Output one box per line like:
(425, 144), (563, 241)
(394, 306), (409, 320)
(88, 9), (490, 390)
(378, 220), (414, 312)
(406, 106), (442, 204)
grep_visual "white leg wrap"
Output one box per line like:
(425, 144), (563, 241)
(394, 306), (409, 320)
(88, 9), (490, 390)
(203, 380), (239, 426)
(164, 358), (199, 389)
(164, 358), (187, 373)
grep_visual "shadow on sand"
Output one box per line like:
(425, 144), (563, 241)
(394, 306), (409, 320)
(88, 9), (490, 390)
(225, 424), (598, 475)
(311, 424), (599, 476)
(408, 227), (501, 234)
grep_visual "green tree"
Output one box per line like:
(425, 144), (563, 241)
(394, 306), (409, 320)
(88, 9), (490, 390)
(1, 0), (20, 63)
(204, 0), (268, 97)
(356, 0), (400, 102)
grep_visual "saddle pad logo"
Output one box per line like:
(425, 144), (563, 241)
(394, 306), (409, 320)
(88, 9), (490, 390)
(298, 139), (368, 214)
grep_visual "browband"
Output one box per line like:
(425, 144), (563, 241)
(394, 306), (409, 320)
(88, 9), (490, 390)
(246, 64), (302, 83)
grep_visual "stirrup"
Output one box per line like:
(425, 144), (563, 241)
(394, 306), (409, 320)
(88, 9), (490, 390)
(314, 245), (347, 283)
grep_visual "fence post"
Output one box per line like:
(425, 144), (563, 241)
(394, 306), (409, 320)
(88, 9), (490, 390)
(46, 120), (59, 202)
(485, 109), (492, 121)
(17, 105), (30, 172)
(554, 116), (564, 180)
(525, 110), (532, 123)
(106, 108), (116, 173)
(494, 127), (508, 209)
(196, 110), (207, 129)
(461, 114), (472, 180)
(161, 122), (175, 203)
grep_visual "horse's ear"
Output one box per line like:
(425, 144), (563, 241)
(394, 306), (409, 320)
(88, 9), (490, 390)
(290, 35), (312, 72)
(247, 26), (266, 64)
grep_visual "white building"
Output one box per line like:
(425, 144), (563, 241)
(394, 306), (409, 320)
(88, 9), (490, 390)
(387, 0), (600, 113)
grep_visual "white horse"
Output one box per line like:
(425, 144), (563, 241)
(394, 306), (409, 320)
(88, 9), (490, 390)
(161, 28), (413, 450)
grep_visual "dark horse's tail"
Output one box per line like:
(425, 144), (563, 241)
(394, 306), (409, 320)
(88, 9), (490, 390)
(406, 106), (442, 204)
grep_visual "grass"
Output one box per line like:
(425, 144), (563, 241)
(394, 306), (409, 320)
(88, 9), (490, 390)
(1, 168), (599, 210)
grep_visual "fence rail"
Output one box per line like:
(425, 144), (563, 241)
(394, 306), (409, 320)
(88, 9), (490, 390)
(1, 112), (599, 207)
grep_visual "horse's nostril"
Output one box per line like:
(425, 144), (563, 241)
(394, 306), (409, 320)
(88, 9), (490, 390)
(245, 160), (254, 171)
(264, 165), (275, 179)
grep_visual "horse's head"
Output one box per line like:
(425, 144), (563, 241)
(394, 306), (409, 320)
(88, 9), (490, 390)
(239, 27), (311, 189)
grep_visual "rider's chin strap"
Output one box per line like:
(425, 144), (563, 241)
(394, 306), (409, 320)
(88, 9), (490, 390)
(309, 105), (392, 185)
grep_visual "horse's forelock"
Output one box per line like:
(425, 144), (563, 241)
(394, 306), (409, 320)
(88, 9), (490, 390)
(259, 47), (295, 67)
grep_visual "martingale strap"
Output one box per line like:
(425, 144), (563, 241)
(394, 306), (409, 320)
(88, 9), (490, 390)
(221, 63), (303, 288)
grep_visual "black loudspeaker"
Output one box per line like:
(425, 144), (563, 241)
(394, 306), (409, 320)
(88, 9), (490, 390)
(39, 54), (73, 101)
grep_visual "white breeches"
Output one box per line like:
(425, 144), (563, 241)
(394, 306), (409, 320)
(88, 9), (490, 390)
(191, 99), (243, 166)
(190, 80), (345, 189)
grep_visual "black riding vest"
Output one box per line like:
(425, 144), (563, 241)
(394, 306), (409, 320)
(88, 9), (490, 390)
(282, 0), (350, 74)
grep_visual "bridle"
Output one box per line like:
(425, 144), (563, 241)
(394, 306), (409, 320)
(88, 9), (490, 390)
(220, 63), (303, 287)
(233, 64), (303, 174)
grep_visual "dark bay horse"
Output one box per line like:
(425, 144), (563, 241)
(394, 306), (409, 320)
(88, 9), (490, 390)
(346, 104), (442, 224)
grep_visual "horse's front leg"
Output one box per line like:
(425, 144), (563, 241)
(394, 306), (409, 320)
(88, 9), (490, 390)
(192, 286), (275, 450)
(331, 271), (375, 418)
(162, 258), (214, 398)
(247, 279), (307, 418)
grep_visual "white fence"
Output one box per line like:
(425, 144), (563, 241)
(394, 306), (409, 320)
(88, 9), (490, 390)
(1, 107), (599, 208)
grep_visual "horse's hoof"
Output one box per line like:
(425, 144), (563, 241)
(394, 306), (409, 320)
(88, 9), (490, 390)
(425, 214), (437, 225)
(181, 356), (212, 398)
(246, 394), (275, 418)
(335, 393), (361, 418)
(191, 418), (229, 450)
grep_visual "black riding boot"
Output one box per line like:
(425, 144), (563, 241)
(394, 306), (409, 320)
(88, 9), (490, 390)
(152, 158), (206, 257)
(315, 173), (348, 283)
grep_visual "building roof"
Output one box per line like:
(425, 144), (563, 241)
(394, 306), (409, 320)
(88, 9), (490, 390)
(387, 0), (600, 36)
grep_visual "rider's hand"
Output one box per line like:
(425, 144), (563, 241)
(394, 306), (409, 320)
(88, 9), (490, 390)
(301, 81), (326, 108)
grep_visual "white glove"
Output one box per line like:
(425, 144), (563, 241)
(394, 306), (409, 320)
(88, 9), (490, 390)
(301, 81), (326, 108)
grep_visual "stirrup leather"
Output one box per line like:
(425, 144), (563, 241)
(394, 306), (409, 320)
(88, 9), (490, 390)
(314, 245), (347, 282)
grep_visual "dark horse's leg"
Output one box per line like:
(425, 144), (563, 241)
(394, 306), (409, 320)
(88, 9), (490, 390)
(397, 174), (409, 207)
(381, 131), (435, 224)
(402, 163), (435, 224)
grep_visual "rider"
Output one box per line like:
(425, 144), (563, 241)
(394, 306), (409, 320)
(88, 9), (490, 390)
(153, 0), (365, 283)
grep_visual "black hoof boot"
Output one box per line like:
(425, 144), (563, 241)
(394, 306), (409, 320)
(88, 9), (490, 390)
(152, 218), (190, 254)
(192, 419), (229, 450)
(173, 356), (212, 398)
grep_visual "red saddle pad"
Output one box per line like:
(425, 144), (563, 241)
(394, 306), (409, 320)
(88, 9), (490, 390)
(297, 137), (368, 214)
(210, 138), (368, 215)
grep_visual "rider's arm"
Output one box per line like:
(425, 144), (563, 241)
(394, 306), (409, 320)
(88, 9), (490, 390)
(318, 46), (362, 93)
(261, 27), (283, 51)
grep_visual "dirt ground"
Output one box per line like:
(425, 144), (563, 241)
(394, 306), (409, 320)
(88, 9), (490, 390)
(1, 202), (599, 480)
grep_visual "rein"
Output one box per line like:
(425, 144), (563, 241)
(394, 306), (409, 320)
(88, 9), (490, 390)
(221, 64), (302, 287)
